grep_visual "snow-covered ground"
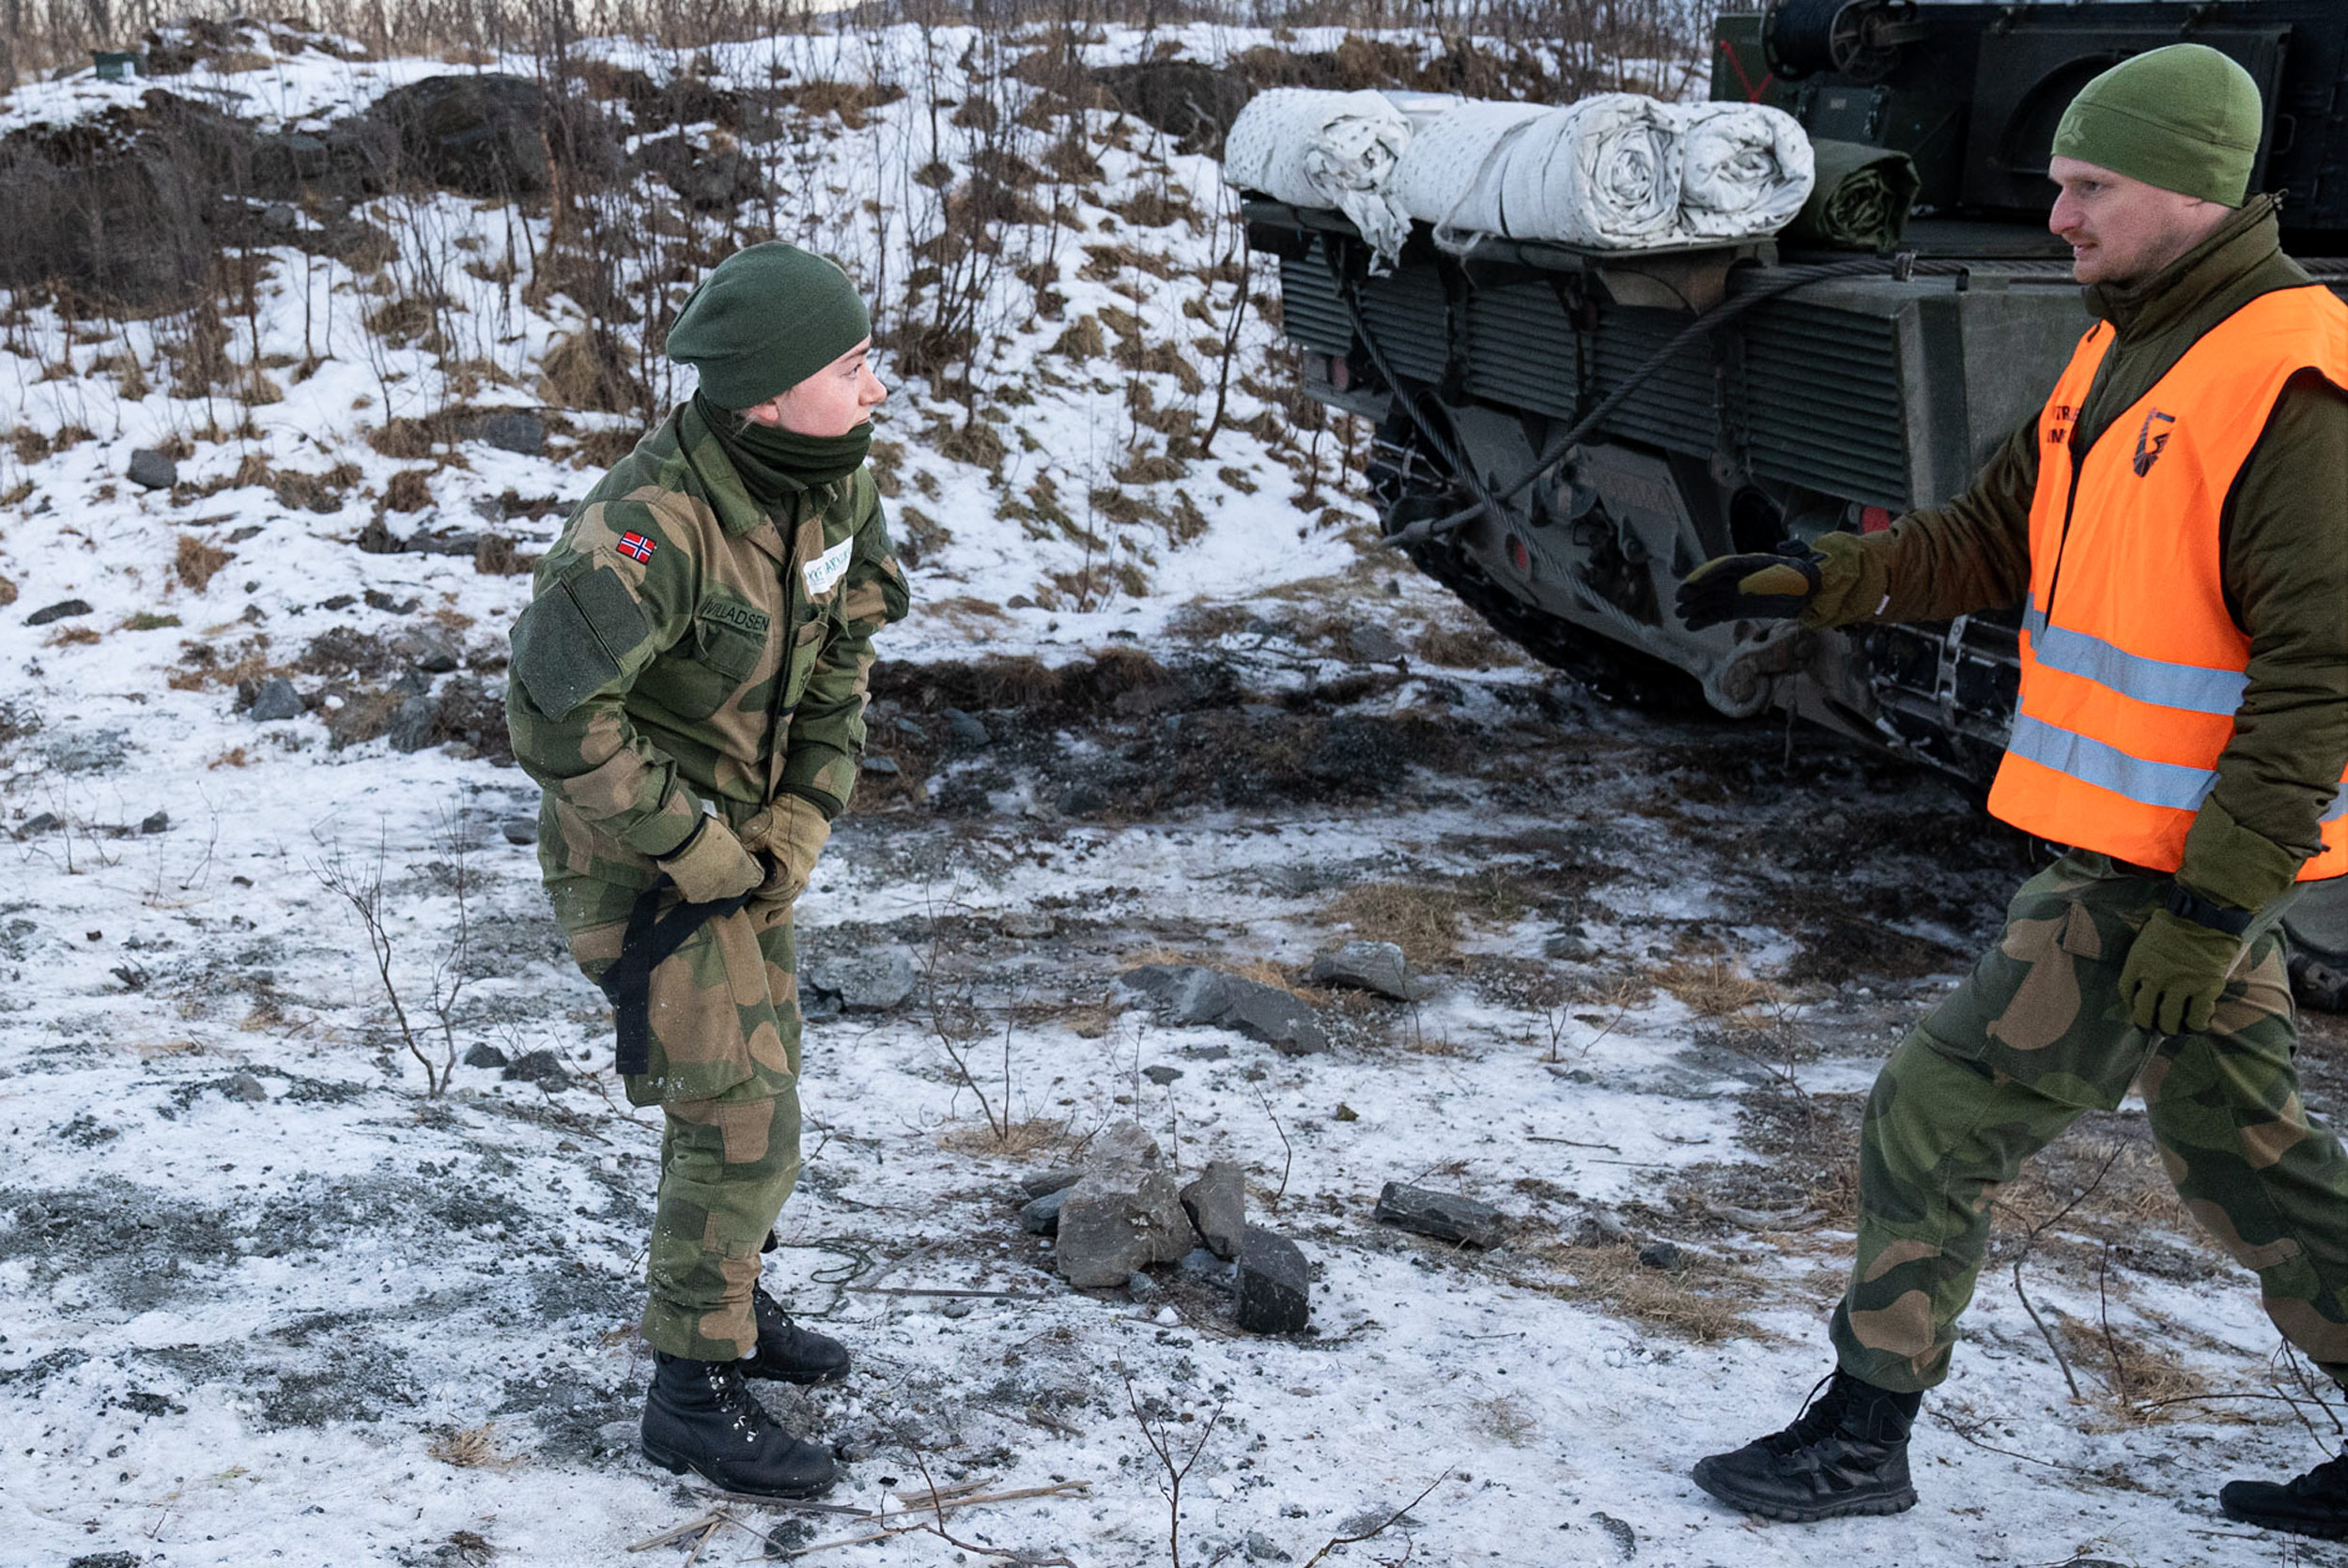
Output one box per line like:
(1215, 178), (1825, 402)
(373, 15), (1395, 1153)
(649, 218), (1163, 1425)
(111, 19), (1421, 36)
(6, 18), (2347, 1568)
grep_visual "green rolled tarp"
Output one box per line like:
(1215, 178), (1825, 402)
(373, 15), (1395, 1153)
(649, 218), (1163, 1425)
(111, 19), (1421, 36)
(1784, 138), (1922, 252)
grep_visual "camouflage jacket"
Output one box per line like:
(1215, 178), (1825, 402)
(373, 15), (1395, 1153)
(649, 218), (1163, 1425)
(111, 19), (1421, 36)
(506, 400), (909, 889)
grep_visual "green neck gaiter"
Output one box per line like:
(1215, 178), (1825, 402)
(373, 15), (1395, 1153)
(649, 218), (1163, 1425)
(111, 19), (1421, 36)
(695, 391), (872, 506)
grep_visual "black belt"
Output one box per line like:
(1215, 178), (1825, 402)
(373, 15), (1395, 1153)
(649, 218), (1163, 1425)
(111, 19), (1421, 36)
(597, 877), (752, 1076)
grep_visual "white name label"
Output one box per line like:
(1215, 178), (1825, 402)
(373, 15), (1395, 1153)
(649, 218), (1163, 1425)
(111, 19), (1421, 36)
(802, 536), (853, 596)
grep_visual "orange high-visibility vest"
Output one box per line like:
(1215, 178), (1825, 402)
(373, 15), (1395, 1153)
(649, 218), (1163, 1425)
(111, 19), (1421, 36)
(1985, 284), (2348, 881)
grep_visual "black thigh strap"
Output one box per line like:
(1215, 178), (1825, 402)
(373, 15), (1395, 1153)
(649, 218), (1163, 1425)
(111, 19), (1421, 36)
(597, 879), (752, 1077)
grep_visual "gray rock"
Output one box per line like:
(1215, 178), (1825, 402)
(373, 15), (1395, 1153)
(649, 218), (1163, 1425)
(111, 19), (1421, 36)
(1542, 932), (1599, 962)
(1234, 1225), (1309, 1333)
(940, 1297), (975, 1320)
(25, 598), (93, 626)
(1018, 1188), (1069, 1237)
(1118, 964), (1328, 1055)
(471, 410), (546, 455)
(499, 816), (537, 845)
(1346, 622), (1407, 664)
(127, 448), (178, 490)
(1055, 1143), (1193, 1288)
(247, 676), (305, 722)
(1180, 1247), (1234, 1286)
(944, 708), (991, 748)
(1307, 940), (1419, 1001)
(1125, 1270), (1158, 1301)
(1086, 1119), (1162, 1171)
(138, 810), (169, 835)
(1589, 1511), (1637, 1560)
(1055, 1175), (1192, 1286)
(805, 948), (918, 1012)
(463, 1042), (510, 1068)
(1637, 1240), (1682, 1270)
(502, 1049), (570, 1087)
(261, 201), (299, 230)
(386, 693), (439, 753)
(394, 626), (460, 673)
(859, 754), (901, 776)
(1057, 783), (1107, 816)
(1021, 1167), (1085, 1200)
(46, 728), (128, 774)
(1180, 1160), (1246, 1260)
(225, 1072), (269, 1102)
(1142, 1064), (1182, 1085)
(1373, 1182), (1505, 1249)
(16, 811), (59, 838)
(998, 909), (1056, 939)
(1245, 1530), (1292, 1563)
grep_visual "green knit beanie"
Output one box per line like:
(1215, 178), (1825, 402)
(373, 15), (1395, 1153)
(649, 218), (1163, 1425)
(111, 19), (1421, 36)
(667, 241), (871, 410)
(2052, 44), (2263, 207)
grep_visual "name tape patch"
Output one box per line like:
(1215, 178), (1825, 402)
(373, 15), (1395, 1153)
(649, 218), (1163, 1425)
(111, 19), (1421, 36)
(802, 536), (854, 596)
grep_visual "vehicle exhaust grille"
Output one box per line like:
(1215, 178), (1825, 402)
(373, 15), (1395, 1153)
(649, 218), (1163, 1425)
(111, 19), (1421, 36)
(1738, 300), (1910, 509)
(1590, 307), (1718, 458)
(1357, 267), (1450, 383)
(1462, 281), (1581, 419)
(1276, 239), (1353, 357)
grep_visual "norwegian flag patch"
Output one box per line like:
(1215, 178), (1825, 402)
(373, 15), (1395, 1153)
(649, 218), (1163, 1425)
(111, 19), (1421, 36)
(615, 531), (656, 562)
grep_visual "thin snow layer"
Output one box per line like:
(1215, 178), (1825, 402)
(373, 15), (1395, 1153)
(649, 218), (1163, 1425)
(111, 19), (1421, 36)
(0, 22), (2338, 1568)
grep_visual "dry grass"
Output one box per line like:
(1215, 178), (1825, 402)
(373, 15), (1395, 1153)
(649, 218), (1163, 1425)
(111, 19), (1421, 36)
(1652, 957), (1781, 1020)
(937, 1115), (1074, 1160)
(1511, 1239), (1768, 1345)
(176, 533), (233, 592)
(426, 1422), (527, 1470)
(208, 746), (251, 768)
(45, 625), (100, 647)
(1318, 879), (1531, 968)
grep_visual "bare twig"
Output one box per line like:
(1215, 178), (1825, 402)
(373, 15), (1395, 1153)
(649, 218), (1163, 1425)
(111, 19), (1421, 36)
(1121, 1365), (1232, 1568)
(1249, 1076), (1293, 1204)
(1297, 1470), (1452, 1568)
(2000, 1143), (2126, 1402)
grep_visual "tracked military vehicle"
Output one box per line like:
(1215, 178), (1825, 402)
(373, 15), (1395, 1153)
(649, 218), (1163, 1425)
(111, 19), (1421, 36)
(1239, 0), (2348, 1005)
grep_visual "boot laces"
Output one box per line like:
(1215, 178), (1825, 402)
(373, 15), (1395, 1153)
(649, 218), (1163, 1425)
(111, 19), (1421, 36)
(700, 1359), (772, 1442)
(1771, 1372), (1849, 1453)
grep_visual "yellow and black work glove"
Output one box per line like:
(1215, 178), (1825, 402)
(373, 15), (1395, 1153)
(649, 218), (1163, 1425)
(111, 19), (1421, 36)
(1676, 543), (1825, 631)
(656, 814), (764, 904)
(741, 795), (831, 906)
(2119, 891), (2249, 1035)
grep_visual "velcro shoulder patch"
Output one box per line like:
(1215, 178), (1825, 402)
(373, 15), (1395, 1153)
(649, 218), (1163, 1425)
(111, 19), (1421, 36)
(510, 563), (653, 719)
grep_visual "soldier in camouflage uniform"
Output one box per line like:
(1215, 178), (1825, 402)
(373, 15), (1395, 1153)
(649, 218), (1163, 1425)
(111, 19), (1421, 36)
(506, 242), (907, 1499)
(1676, 50), (2348, 1535)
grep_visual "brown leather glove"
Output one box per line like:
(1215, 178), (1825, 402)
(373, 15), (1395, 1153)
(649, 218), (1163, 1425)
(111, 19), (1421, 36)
(741, 794), (832, 906)
(656, 814), (763, 904)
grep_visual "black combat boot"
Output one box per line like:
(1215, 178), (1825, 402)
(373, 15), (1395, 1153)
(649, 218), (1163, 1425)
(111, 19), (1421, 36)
(743, 1284), (852, 1385)
(1691, 1370), (1921, 1522)
(2220, 1451), (2348, 1538)
(641, 1351), (837, 1498)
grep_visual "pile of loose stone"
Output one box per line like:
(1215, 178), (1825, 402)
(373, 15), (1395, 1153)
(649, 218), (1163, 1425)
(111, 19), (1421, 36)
(1015, 1121), (1310, 1334)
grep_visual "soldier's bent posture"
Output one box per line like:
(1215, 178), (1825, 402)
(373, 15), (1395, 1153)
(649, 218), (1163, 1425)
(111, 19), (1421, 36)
(506, 243), (907, 1498)
(1679, 46), (2348, 1534)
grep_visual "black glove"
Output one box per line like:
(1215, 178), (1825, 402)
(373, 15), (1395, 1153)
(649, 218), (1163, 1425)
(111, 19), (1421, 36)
(1676, 543), (1825, 632)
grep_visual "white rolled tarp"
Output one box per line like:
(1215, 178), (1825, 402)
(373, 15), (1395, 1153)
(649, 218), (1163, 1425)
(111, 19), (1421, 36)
(1389, 92), (1682, 250)
(1222, 87), (1413, 264)
(1386, 99), (1548, 244)
(1677, 101), (1815, 238)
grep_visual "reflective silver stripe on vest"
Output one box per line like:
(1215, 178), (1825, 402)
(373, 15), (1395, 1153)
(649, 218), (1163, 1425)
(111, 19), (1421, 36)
(2328, 782), (2348, 824)
(2006, 714), (2217, 811)
(2021, 601), (2248, 716)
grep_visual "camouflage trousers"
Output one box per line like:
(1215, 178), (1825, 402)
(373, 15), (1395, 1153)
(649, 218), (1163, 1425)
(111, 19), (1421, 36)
(1832, 852), (2348, 1394)
(549, 873), (804, 1361)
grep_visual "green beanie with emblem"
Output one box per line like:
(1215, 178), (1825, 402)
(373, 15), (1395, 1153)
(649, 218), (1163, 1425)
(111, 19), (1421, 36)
(666, 241), (870, 410)
(2052, 43), (2263, 207)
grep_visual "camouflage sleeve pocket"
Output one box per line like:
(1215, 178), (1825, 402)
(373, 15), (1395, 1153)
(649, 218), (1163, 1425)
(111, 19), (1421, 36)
(511, 564), (653, 719)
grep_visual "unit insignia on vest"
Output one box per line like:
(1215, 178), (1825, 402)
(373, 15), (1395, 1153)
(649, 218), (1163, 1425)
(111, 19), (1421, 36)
(2132, 409), (2176, 477)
